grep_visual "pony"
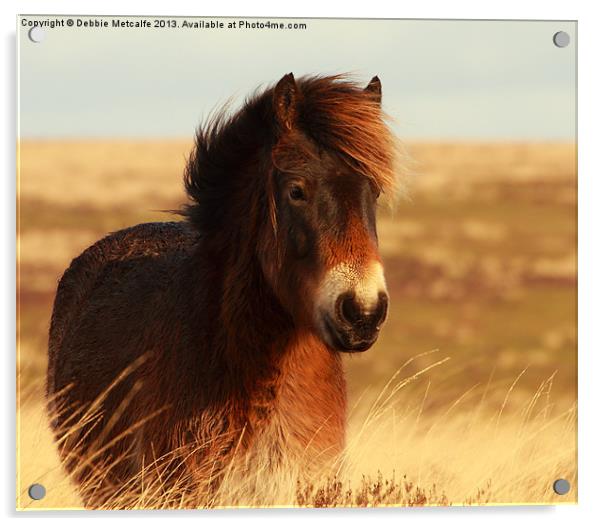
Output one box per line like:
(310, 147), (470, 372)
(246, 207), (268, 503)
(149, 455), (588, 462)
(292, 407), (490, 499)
(46, 73), (399, 508)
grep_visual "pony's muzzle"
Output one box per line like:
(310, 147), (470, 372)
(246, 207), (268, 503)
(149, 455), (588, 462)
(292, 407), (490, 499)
(316, 260), (389, 352)
(324, 291), (388, 352)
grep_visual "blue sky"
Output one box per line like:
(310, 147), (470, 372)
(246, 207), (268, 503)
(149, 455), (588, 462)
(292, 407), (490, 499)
(18, 17), (576, 140)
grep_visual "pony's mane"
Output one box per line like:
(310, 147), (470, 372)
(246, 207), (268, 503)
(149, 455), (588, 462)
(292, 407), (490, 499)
(182, 74), (401, 233)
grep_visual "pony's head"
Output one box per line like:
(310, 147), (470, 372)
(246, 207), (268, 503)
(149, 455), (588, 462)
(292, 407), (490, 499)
(184, 73), (400, 353)
(258, 73), (399, 353)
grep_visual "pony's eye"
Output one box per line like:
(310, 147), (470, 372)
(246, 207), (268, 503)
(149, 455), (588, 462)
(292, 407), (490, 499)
(289, 185), (306, 201)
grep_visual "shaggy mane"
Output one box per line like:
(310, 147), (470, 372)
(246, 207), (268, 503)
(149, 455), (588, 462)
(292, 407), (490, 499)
(182, 74), (401, 233)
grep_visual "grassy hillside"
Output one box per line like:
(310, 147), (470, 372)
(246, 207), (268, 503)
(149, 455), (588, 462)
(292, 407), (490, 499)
(17, 141), (577, 508)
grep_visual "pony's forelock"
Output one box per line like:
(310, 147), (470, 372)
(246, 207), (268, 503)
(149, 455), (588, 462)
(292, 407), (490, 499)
(293, 74), (402, 199)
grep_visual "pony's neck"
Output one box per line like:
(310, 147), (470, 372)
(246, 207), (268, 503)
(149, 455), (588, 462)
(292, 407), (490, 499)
(185, 233), (346, 444)
(186, 230), (291, 382)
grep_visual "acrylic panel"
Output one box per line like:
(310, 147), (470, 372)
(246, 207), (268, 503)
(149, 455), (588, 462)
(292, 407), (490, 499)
(16, 16), (577, 509)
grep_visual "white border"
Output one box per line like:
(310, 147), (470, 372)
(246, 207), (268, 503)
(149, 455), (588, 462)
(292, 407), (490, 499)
(3, 1), (601, 525)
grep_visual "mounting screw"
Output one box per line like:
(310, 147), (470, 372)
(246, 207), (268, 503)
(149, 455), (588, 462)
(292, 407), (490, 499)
(28, 483), (46, 500)
(553, 479), (570, 495)
(553, 31), (570, 48)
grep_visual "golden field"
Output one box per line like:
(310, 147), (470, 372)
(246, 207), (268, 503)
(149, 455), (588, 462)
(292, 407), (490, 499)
(16, 141), (577, 509)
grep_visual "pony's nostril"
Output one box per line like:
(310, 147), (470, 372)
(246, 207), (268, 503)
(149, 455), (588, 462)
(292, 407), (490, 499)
(336, 291), (388, 330)
(375, 292), (389, 326)
(338, 293), (361, 324)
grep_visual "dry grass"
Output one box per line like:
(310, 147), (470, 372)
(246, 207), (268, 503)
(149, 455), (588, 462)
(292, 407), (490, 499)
(16, 141), (577, 509)
(17, 353), (576, 509)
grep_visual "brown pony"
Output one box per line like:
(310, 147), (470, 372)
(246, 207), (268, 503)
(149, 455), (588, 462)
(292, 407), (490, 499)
(46, 73), (399, 508)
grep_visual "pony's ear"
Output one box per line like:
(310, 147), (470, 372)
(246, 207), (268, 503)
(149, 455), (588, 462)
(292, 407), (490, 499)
(365, 75), (382, 105)
(273, 73), (298, 130)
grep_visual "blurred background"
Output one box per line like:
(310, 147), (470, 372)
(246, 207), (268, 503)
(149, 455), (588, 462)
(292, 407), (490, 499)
(17, 17), (577, 507)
